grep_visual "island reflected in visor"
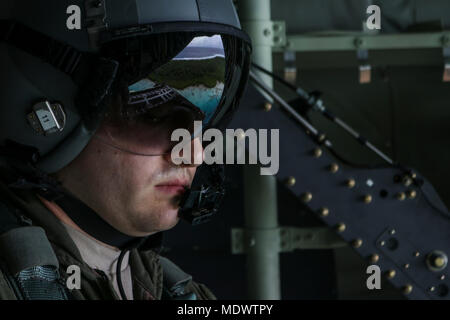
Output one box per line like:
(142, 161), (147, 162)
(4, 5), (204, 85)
(128, 34), (226, 124)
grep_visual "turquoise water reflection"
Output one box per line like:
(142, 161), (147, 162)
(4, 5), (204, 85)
(129, 79), (224, 123)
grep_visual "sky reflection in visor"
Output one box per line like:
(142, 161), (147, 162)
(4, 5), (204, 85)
(128, 34), (226, 125)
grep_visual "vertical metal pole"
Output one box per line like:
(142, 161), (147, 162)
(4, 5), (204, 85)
(239, 0), (274, 88)
(237, 0), (281, 300)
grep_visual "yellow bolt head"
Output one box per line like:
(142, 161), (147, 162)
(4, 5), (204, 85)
(319, 207), (329, 217)
(370, 254), (379, 263)
(386, 270), (396, 279)
(403, 284), (413, 295)
(286, 177), (296, 187)
(264, 102), (272, 112)
(336, 223), (346, 233)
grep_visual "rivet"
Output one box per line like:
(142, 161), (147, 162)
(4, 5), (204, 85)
(441, 275), (446, 280)
(301, 192), (313, 203)
(403, 176), (413, 187)
(407, 190), (417, 199)
(411, 173), (417, 179)
(403, 284), (413, 295)
(318, 134), (326, 143)
(319, 207), (329, 217)
(285, 176), (296, 187)
(329, 163), (339, 173)
(336, 223), (346, 233)
(426, 250), (448, 271)
(380, 241), (386, 246)
(396, 192), (406, 201)
(429, 286), (436, 292)
(370, 254), (379, 263)
(346, 179), (356, 189)
(364, 194), (373, 204)
(264, 102), (272, 112)
(404, 263), (410, 269)
(390, 229), (396, 235)
(354, 38), (363, 47)
(313, 148), (323, 158)
(273, 24), (282, 32)
(352, 239), (363, 248)
(386, 270), (396, 279)
(414, 251), (420, 257)
(435, 257), (446, 268)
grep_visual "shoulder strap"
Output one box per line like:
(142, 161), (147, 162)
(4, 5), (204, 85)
(159, 256), (197, 300)
(0, 201), (69, 300)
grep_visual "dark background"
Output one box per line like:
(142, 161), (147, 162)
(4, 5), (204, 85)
(163, 0), (450, 299)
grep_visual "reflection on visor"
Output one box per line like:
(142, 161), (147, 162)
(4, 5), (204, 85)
(128, 35), (226, 124)
(97, 30), (250, 159)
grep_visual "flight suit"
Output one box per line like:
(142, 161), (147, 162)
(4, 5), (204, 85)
(0, 175), (216, 300)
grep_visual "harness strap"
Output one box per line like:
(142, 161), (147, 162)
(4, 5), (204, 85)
(160, 256), (197, 300)
(0, 201), (69, 300)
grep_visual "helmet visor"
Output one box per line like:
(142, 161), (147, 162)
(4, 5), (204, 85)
(128, 34), (225, 125)
(95, 28), (251, 157)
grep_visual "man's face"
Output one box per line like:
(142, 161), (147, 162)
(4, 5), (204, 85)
(56, 109), (203, 237)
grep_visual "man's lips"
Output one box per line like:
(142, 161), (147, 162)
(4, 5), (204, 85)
(155, 180), (189, 195)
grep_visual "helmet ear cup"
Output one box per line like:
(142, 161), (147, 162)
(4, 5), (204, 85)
(0, 43), (81, 158)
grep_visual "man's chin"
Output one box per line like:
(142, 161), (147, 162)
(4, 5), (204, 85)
(131, 198), (182, 234)
(149, 207), (181, 232)
(161, 209), (181, 230)
(127, 213), (180, 237)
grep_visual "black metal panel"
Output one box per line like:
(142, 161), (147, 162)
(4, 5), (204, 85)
(163, 164), (337, 300)
(230, 84), (450, 300)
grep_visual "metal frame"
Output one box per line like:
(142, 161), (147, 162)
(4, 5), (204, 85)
(237, 0), (281, 300)
(273, 31), (450, 52)
(232, 227), (346, 254)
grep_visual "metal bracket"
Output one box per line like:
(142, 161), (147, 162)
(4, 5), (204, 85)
(356, 38), (371, 84)
(283, 50), (297, 83)
(442, 36), (450, 82)
(241, 20), (286, 47)
(278, 32), (450, 53)
(231, 226), (346, 254)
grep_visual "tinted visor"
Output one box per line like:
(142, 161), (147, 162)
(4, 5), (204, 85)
(128, 35), (225, 125)
(96, 28), (251, 157)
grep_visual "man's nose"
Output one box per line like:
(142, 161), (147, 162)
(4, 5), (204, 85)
(164, 137), (204, 166)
